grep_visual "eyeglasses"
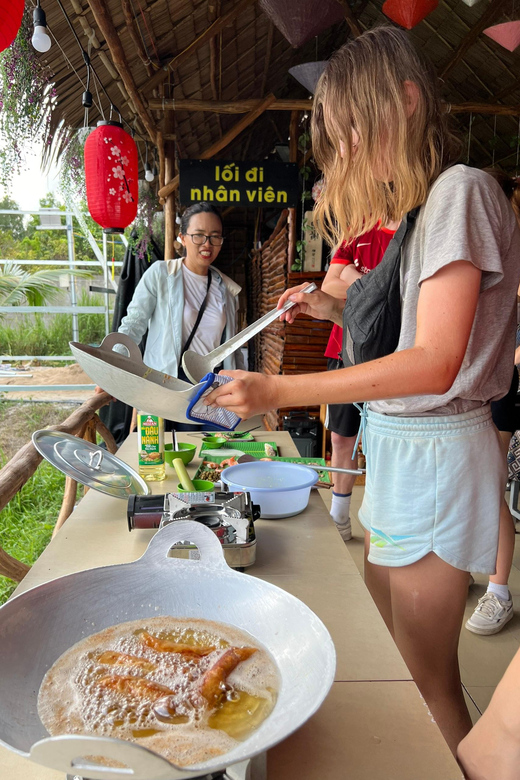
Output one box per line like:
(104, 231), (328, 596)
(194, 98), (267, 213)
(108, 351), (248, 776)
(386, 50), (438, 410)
(186, 233), (225, 246)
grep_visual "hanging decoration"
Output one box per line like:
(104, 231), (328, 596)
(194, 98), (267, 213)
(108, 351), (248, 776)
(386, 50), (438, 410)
(0, 0), (24, 54)
(289, 62), (327, 95)
(483, 21), (520, 53)
(461, 0), (482, 6)
(84, 121), (138, 233)
(259, 0), (344, 48)
(382, 0), (438, 30)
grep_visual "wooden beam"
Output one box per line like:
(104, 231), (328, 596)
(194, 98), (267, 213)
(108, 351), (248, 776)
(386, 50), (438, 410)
(260, 22), (274, 97)
(149, 97), (520, 117)
(289, 110), (299, 163)
(164, 86), (177, 260)
(149, 98), (312, 113)
(334, 0), (363, 37)
(85, 0), (157, 144)
(144, 0), (257, 93)
(158, 93), (276, 200)
(438, 0), (510, 81)
(121, 0), (154, 77)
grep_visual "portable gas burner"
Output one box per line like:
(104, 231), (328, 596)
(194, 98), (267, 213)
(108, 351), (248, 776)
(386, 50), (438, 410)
(127, 491), (259, 569)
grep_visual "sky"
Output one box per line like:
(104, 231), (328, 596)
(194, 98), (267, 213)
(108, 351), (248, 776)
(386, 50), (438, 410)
(0, 141), (61, 212)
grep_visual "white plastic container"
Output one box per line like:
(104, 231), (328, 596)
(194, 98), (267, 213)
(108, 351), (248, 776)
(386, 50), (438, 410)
(221, 461), (318, 518)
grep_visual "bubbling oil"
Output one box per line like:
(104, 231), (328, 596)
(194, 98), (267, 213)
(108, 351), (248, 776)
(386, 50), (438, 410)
(38, 617), (279, 767)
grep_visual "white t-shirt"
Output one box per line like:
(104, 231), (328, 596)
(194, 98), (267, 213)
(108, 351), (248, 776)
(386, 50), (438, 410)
(370, 165), (520, 416)
(181, 264), (226, 356)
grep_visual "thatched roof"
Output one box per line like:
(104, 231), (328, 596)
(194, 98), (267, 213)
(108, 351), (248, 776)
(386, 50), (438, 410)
(37, 0), (520, 175)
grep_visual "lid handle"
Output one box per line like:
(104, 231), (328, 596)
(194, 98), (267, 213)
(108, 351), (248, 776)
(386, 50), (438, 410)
(30, 734), (198, 780)
(99, 332), (142, 363)
(139, 521), (230, 571)
(88, 449), (104, 470)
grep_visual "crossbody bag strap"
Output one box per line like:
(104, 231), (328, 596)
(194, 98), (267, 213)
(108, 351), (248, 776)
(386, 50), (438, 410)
(181, 269), (212, 358)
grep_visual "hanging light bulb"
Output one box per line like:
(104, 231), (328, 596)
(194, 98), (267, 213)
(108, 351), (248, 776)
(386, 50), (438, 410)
(144, 162), (155, 182)
(175, 214), (181, 225)
(32, 0), (51, 53)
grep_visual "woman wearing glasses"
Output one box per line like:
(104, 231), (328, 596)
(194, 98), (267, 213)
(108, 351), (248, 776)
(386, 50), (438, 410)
(115, 201), (245, 428)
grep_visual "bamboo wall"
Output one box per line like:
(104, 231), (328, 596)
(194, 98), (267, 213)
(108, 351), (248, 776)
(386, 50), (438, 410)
(249, 211), (330, 431)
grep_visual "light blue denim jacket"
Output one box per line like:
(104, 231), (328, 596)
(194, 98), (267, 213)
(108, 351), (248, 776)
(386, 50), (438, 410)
(117, 258), (246, 376)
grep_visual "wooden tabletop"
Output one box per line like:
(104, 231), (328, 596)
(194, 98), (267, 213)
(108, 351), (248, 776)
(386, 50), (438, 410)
(0, 431), (460, 779)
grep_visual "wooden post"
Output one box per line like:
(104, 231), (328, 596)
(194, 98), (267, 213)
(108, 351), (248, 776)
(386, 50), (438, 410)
(164, 85), (176, 260)
(158, 94), (276, 201)
(288, 110), (300, 269)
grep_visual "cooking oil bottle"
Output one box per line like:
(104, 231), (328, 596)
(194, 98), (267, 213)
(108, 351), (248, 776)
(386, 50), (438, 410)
(137, 411), (165, 481)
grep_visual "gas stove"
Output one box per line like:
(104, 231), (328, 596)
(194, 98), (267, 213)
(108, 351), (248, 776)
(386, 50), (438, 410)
(127, 491), (259, 569)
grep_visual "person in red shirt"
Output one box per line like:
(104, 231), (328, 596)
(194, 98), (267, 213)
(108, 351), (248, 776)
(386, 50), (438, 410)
(322, 223), (397, 541)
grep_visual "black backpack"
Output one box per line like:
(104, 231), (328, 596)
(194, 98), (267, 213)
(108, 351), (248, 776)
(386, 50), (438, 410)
(341, 208), (419, 368)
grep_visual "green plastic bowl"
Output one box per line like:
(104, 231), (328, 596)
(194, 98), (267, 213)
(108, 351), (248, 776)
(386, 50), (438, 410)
(202, 436), (226, 448)
(164, 442), (197, 466)
(176, 479), (214, 493)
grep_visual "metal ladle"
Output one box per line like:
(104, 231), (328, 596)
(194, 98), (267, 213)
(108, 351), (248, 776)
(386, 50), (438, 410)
(182, 282), (317, 384)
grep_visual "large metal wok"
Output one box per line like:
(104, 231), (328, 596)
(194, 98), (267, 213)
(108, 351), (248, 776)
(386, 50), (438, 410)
(69, 333), (205, 423)
(0, 521), (336, 780)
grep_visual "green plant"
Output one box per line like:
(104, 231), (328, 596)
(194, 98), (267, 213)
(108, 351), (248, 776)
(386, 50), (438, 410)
(0, 10), (55, 188)
(0, 291), (108, 355)
(0, 260), (92, 316)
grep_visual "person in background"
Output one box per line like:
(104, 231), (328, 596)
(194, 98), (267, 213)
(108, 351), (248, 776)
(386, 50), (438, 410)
(96, 202), (245, 430)
(321, 224), (397, 541)
(465, 173), (520, 635)
(457, 643), (520, 778)
(206, 27), (520, 753)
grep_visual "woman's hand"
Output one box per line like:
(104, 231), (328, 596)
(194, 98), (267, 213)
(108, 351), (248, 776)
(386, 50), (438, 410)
(276, 283), (344, 325)
(205, 371), (281, 419)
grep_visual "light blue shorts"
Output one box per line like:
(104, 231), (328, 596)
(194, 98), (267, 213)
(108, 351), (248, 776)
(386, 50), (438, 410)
(358, 405), (505, 573)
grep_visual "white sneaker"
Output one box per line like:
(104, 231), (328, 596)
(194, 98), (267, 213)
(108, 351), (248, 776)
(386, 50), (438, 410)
(465, 592), (514, 635)
(334, 519), (352, 542)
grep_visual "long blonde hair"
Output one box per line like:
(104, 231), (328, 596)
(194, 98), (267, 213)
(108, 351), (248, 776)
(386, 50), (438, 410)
(312, 26), (460, 246)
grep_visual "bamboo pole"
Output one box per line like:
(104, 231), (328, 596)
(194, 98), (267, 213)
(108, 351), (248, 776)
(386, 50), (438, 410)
(158, 93), (276, 200)
(85, 0), (157, 144)
(334, 0), (363, 37)
(120, 0), (153, 77)
(148, 97), (520, 117)
(144, 0), (257, 93)
(164, 89), (177, 260)
(438, 0), (510, 80)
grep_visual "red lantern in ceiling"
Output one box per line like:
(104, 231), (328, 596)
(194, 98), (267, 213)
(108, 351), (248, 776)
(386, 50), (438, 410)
(382, 0), (438, 29)
(84, 121), (138, 233)
(0, 0), (25, 53)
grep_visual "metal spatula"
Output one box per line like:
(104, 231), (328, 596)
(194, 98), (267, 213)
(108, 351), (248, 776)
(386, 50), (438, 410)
(182, 282), (317, 384)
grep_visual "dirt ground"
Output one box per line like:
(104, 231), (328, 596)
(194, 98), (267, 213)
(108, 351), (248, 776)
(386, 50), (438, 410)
(0, 363), (94, 402)
(0, 401), (79, 460)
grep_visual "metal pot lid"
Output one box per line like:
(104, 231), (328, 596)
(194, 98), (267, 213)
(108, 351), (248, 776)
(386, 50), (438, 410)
(32, 430), (151, 499)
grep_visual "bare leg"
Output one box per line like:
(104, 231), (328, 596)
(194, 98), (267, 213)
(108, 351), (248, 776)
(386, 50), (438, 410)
(490, 430), (516, 587)
(330, 432), (358, 495)
(364, 531), (393, 635)
(389, 552), (472, 755)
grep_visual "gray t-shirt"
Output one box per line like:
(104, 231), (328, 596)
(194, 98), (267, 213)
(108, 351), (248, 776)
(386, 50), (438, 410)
(371, 165), (520, 416)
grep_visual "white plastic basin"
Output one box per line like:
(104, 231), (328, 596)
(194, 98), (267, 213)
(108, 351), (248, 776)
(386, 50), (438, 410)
(221, 462), (318, 518)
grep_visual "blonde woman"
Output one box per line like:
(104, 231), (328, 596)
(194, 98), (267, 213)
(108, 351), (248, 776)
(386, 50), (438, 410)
(206, 27), (520, 753)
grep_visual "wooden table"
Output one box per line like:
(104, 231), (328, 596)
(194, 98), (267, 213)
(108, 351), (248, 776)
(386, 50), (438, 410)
(0, 431), (460, 779)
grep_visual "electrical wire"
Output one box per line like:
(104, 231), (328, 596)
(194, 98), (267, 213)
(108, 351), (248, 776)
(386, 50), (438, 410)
(51, 0), (153, 145)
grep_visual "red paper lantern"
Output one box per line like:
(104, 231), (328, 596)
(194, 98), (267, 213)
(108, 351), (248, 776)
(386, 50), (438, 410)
(84, 121), (138, 233)
(382, 0), (438, 29)
(0, 0), (25, 53)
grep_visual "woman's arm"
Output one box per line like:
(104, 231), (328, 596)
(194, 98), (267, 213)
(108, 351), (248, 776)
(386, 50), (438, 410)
(205, 260), (482, 417)
(457, 647), (520, 779)
(321, 263), (362, 298)
(117, 266), (160, 346)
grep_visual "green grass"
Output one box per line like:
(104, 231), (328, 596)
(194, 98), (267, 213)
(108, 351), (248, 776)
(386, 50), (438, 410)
(0, 460), (67, 604)
(0, 290), (108, 356)
(0, 402), (81, 604)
